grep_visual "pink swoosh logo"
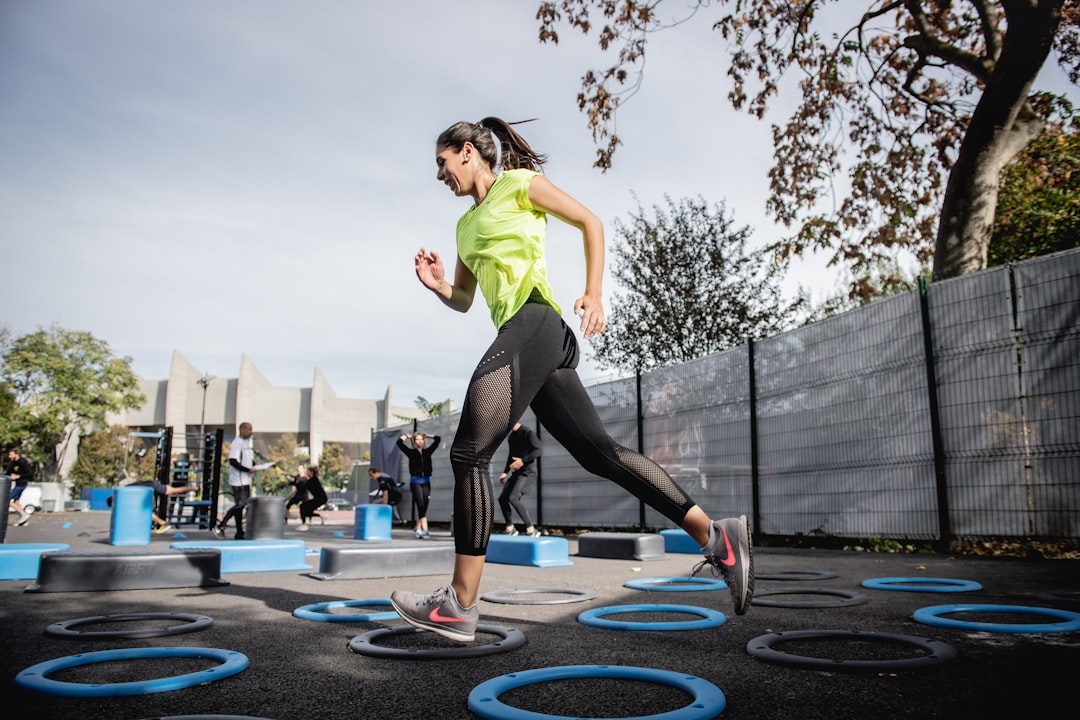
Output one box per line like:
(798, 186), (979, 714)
(429, 608), (470, 623)
(719, 527), (737, 567)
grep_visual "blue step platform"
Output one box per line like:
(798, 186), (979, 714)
(486, 535), (573, 567)
(170, 539), (311, 573)
(577, 532), (667, 561)
(0, 543), (70, 580)
(354, 504), (392, 540)
(25, 549), (228, 592)
(310, 541), (455, 580)
(660, 528), (702, 554)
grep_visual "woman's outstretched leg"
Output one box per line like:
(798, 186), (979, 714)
(531, 367), (754, 615)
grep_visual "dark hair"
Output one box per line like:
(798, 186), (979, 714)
(436, 117), (548, 172)
(307, 465), (319, 480)
(368, 466), (379, 474)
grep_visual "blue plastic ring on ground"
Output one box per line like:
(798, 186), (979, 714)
(293, 599), (398, 622)
(861, 577), (982, 593)
(912, 604), (1080, 634)
(15, 647), (249, 697)
(468, 664), (726, 720)
(578, 604), (726, 631)
(624, 577), (726, 592)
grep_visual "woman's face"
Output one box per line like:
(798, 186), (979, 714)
(436, 144), (471, 197)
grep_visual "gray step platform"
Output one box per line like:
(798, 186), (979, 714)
(576, 532), (667, 561)
(309, 541), (455, 580)
(24, 549), (229, 592)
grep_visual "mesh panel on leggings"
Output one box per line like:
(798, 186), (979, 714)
(455, 363), (512, 553)
(613, 445), (690, 511)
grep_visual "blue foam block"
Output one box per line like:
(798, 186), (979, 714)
(170, 539), (311, 573)
(354, 504), (392, 540)
(660, 528), (702, 554)
(0, 543), (70, 580)
(486, 535), (573, 567)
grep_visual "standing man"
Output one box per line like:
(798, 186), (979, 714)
(498, 423), (543, 537)
(213, 422), (263, 540)
(396, 432), (440, 539)
(5, 447), (34, 526)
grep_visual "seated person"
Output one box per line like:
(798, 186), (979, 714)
(368, 466), (404, 524)
(109, 480), (198, 533)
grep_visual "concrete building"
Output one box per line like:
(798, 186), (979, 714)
(109, 350), (429, 464)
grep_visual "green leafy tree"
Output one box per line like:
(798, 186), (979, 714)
(592, 195), (801, 373)
(0, 326), (145, 479)
(262, 432), (308, 495)
(68, 425), (156, 495)
(536, 0), (1080, 296)
(317, 443), (350, 490)
(990, 119), (1080, 264)
(415, 396), (448, 418)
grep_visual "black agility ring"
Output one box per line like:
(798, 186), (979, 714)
(861, 577), (982, 593)
(348, 624), (526, 659)
(623, 577), (726, 592)
(481, 588), (599, 605)
(45, 613), (213, 639)
(15, 647), (248, 697)
(1037, 589), (1080, 607)
(747, 629), (958, 672)
(468, 664), (726, 720)
(751, 588), (868, 608)
(912, 604), (1080, 634)
(756, 570), (838, 581)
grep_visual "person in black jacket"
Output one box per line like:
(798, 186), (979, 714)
(5, 447), (34, 526)
(297, 465), (327, 531)
(396, 432), (440, 538)
(285, 465), (309, 523)
(498, 423), (542, 537)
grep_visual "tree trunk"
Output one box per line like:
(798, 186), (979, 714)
(932, 0), (1063, 280)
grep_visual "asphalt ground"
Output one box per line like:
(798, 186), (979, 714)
(2, 510), (1079, 720)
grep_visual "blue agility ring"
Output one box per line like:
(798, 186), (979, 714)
(913, 604), (1080, 634)
(468, 664), (726, 720)
(578, 604), (726, 631)
(862, 577), (982, 593)
(293, 599), (398, 623)
(15, 647), (248, 697)
(624, 577), (726, 592)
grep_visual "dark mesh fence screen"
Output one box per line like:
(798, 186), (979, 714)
(402, 248), (1080, 542)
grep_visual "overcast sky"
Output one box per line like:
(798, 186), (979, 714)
(4, 1), (1069, 414)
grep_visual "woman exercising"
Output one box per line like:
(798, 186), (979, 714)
(390, 117), (753, 642)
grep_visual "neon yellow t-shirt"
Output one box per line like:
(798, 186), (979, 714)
(456, 168), (562, 328)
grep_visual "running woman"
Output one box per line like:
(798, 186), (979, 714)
(390, 117), (753, 642)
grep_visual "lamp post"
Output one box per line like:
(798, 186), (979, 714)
(196, 372), (215, 448)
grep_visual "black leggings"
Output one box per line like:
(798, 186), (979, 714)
(411, 482), (431, 519)
(499, 470), (534, 527)
(451, 303), (696, 556)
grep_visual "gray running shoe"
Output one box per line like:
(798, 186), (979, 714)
(692, 515), (754, 615)
(390, 585), (479, 643)
(15, 512), (31, 526)
(211, 524), (225, 539)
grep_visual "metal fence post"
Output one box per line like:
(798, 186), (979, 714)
(918, 275), (951, 550)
